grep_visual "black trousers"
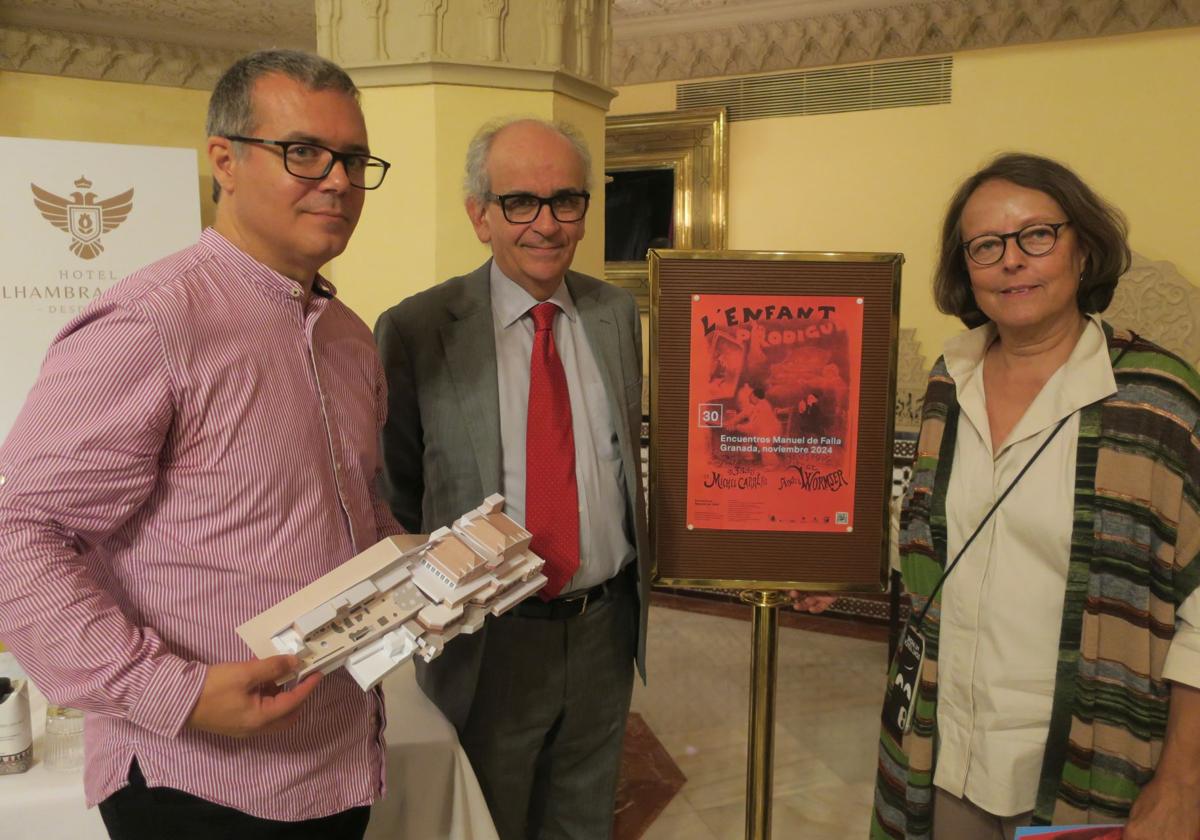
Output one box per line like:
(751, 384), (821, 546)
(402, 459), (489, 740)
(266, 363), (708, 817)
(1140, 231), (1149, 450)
(98, 760), (371, 840)
(458, 576), (638, 840)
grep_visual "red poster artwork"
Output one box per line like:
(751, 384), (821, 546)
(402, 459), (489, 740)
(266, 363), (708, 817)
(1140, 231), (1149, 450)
(685, 293), (864, 533)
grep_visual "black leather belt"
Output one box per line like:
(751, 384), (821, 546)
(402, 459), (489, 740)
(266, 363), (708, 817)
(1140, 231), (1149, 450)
(511, 565), (631, 620)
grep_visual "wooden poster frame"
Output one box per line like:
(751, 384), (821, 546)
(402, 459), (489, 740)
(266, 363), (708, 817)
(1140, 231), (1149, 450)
(649, 249), (902, 592)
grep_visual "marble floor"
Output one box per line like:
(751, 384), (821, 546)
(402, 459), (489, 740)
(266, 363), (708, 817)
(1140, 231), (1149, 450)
(630, 603), (888, 839)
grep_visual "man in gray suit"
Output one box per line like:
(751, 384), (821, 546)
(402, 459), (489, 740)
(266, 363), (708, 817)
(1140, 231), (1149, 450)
(375, 117), (649, 840)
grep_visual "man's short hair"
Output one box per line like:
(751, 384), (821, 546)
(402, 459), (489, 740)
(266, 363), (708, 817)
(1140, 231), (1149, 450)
(206, 49), (359, 202)
(463, 117), (592, 203)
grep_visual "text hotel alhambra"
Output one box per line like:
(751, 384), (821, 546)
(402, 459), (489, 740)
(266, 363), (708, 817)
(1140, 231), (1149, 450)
(0, 270), (117, 313)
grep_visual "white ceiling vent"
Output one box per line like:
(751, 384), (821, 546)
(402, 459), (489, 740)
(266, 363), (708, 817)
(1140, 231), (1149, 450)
(676, 56), (952, 121)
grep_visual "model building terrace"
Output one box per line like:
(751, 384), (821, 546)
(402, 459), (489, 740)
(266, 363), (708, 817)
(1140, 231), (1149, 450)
(237, 495), (547, 690)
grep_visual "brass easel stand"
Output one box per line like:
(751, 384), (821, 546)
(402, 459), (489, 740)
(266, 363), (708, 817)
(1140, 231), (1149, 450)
(739, 589), (790, 840)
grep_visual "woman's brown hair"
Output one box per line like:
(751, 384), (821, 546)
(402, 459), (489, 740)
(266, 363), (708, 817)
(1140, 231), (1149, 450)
(933, 153), (1130, 327)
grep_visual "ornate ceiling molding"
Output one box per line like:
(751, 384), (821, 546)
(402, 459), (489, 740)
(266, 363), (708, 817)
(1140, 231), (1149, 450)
(0, 0), (312, 89)
(349, 61), (616, 111)
(611, 0), (1200, 86)
(3, 0), (1197, 91)
(0, 2), (312, 52)
(0, 25), (244, 89)
(329, 0), (612, 94)
(613, 0), (909, 38)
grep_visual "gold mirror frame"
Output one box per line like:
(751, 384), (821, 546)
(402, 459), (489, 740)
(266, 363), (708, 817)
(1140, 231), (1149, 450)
(604, 107), (728, 310)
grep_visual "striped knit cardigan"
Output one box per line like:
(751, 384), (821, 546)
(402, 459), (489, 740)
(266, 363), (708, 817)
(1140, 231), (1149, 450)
(871, 324), (1200, 839)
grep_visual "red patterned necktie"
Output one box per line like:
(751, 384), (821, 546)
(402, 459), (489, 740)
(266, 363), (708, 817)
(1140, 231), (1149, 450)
(525, 301), (580, 600)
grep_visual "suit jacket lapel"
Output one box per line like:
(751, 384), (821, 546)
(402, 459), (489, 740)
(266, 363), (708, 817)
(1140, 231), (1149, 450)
(441, 263), (502, 494)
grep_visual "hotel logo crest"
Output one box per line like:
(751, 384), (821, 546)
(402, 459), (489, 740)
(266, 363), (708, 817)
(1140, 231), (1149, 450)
(31, 176), (134, 260)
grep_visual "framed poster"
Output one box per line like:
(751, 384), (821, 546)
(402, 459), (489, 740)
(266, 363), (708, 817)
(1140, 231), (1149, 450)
(650, 250), (901, 591)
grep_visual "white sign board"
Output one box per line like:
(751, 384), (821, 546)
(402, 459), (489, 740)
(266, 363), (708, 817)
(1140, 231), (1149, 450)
(0, 137), (200, 437)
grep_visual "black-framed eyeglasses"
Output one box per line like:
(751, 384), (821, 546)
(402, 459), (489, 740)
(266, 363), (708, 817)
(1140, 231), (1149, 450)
(225, 135), (391, 190)
(487, 191), (590, 224)
(962, 221), (1070, 266)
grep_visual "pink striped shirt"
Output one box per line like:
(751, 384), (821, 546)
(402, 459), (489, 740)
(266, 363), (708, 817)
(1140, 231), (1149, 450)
(0, 228), (402, 820)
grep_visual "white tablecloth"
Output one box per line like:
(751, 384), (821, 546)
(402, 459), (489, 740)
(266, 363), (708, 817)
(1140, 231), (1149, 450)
(0, 686), (104, 839)
(367, 663), (498, 840)
(0, 662), (497, 840)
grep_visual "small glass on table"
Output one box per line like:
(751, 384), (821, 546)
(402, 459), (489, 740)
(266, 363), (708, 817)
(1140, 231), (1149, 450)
(43, 705), (84, 772)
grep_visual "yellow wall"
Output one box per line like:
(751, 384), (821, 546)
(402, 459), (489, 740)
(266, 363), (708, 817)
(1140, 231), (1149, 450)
(332, 84), (440, 321)
(550, 91), (607, 280)
(0, 71), (214, 225)
(334, 83), (608, 327)
(610, 27), (1200, 356)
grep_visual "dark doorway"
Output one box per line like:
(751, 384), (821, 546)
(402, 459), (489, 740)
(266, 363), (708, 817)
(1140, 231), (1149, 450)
(605, 168), (674, 262)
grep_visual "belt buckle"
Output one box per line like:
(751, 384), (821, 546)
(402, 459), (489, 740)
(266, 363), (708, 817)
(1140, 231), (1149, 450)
(560, 589), (590, 617)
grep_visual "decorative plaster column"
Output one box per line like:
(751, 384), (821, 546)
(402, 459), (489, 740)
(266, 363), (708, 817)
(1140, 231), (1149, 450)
(479, 0), (506, 63)
(315, 0), (338, 61)
(542, 0), (567, 67)
(415, 0), (446, 61)
(575, 0), (596, 77)
(326, 0), (616, 325)
(358, 0), (385, 62)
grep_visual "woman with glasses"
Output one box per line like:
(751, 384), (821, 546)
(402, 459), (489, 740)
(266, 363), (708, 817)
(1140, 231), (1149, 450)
(871, 153), (1200, 840)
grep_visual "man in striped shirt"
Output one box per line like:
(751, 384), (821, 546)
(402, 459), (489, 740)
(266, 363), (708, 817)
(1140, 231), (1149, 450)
(0, 50), (398, 838)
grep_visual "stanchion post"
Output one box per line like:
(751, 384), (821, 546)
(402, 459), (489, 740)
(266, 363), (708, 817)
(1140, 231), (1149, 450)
(740, 590), (788, 840)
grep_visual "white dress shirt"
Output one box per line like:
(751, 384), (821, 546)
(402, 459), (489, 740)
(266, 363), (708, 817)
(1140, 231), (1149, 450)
(932, 315), (1200, 815)
(490, 262), (635, 593)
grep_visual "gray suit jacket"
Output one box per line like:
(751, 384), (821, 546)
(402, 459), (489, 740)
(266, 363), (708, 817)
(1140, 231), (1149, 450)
(375, 260), (650, 728)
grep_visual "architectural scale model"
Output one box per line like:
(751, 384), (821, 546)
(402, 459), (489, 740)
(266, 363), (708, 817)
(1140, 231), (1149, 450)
(237, 495), (547, 690)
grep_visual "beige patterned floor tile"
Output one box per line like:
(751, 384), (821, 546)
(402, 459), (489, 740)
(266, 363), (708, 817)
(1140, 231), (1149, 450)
(631, 604), (889, 839)
(640, 797), (721, 840)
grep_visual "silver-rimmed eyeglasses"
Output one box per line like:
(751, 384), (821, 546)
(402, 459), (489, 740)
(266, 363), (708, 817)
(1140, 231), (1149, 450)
(962, 221), (1070, 266)
(488, 191), (590, 224)
(225, 135), (391, 190)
